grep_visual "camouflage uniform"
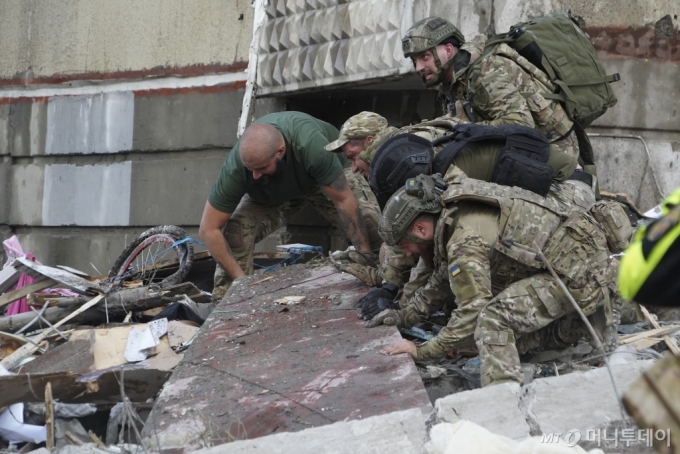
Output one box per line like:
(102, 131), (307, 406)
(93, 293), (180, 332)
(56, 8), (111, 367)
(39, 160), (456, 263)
(213, 167), (381, 301)
(441, 36), (580, 162)
(382, 174), (620, 385)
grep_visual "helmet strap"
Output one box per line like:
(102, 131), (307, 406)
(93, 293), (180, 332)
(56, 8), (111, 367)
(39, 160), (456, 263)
(425, 45), (457, 88)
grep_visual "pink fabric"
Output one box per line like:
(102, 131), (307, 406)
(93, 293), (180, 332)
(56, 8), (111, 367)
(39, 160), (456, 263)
(2, 236), (25, 269)
(2, 236), (80, 316)
(5, 254), (37, 315)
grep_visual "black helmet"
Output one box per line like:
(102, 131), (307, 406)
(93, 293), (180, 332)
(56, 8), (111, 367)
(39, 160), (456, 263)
(369, 134), (434, 209)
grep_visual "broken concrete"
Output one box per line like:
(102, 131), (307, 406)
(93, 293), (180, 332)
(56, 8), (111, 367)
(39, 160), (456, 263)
(142, 264), (431, 452)
(433, 360), (656, 451)
(433, 382), (530, 440)
(191, 408), (427, 454)
(524, 360), (654, 438)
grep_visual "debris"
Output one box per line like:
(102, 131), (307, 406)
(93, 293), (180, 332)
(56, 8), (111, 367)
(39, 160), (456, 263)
(124, 318), (168, 362)
(45, 382), (54, 450)
(424, 365), (447, 379)
(0, 403), (46, 444)
(248, 275), (275, 286)
(22, 324), (169, 374)
(619, 324), (680, 350)
(0, 266), (21, 294)
(273, 295), (306, 305)
(24, 403), (97, 419)
(0, 282), (209, 334)
(426, 420), (602, 454)
(0, 366), (172, 408)
(167, 320), (199, 348)
(140, 347), (182, 371)
(639, 306), (680, 355)
(13, 257), (104, 295)
(54, 418), (91, 448)
(0, 279), (57, 309)
(0, 331), (28, 359)
(1, 294), (105, 370)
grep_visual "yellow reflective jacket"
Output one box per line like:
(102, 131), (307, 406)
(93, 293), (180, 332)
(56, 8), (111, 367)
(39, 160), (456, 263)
(619, 188), (680, 306)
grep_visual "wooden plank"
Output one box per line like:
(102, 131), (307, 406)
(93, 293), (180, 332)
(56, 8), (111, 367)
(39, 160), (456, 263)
(0, 367), (172, 407)
(45, 382), (54, 450)
(0, 278), (56, 308)
(1, 294), (104, 370)
(640, 306), (680, 356)
(619, 325), (680, 344)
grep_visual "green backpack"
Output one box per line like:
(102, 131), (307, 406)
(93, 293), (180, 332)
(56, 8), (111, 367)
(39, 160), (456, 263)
(485, 10), (620, 128)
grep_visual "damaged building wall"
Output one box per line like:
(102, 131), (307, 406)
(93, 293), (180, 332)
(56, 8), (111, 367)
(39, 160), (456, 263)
(0, 0), (679, 271)
(255, 0), (679, 209)
(0, 1), (253, 271)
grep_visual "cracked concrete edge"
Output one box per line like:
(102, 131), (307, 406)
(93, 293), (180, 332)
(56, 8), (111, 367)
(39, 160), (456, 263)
(190, 407), (429, 454)
(517, 381), (542, 436)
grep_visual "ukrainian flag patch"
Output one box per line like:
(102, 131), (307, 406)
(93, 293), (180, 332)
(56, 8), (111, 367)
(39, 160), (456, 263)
(450, 265), (461, 277)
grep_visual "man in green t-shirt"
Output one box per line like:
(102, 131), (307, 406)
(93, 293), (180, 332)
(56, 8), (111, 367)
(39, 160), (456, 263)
(200, 111), (382, 301)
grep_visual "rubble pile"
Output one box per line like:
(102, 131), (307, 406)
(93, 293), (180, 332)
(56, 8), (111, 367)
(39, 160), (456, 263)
(0, 234), (214, 453)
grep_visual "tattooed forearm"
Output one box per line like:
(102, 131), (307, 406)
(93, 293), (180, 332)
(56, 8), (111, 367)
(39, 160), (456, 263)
(338, 204), (371, 251)
(328, 172), (349, 192)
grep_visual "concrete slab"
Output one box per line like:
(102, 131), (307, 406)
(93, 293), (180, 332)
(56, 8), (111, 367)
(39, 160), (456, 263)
(433, 382), (530, 440)
(192, 408), (427, 454)
(142, 264), (431, 452)
(525, 360), (655, 437)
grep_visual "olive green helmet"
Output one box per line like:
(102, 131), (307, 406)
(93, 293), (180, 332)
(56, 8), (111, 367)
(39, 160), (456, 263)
(378, 174), (445, 246)
(402, 17), (465, 88)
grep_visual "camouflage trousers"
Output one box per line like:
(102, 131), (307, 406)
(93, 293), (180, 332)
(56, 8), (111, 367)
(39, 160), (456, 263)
(213, 168), (382, 301)
(475, 272), (608, 387)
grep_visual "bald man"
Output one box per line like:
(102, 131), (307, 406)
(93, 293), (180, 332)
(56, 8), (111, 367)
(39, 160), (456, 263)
(200, 111), (383, 301)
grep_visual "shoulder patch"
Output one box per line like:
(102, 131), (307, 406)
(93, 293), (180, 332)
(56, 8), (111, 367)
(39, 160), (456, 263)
(450, 265), (461, 277)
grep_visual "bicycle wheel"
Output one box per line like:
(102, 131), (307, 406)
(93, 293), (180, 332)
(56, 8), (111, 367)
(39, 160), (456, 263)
(108, 225), (195, 288)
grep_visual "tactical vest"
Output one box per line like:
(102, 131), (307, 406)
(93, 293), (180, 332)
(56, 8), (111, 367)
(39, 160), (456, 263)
(393, 118), (463, 153)
(432, 123), (554, 197)
(436, 178), (610, 294)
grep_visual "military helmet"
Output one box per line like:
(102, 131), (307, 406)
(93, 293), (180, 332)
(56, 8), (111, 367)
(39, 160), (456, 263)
(402, 17), (465, 57)
(378, 174), (445, 246)
(369, 134), (434, 209)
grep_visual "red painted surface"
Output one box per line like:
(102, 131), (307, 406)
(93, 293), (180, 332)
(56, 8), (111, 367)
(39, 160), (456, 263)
(146, 265), (431, 451)
(0, 61), (249, 87)
(0, 96), (48, 105)
(585, 26), (680, 61)
(133, 80), (246, 98)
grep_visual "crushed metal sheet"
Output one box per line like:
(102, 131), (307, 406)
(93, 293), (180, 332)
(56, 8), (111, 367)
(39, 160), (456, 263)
(12, 257), (105, 295)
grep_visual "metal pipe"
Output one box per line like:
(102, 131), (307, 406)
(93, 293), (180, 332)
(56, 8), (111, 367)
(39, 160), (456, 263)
(587, 133), (666, 199)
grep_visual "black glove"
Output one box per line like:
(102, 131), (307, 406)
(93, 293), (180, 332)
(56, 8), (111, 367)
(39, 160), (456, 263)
(353, 284), (398, 310)
(360, 297), (400, 320)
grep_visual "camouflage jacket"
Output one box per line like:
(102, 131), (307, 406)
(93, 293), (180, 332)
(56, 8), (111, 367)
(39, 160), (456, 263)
(402, 176), (611, 360)
(439, 35), (574, 141)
